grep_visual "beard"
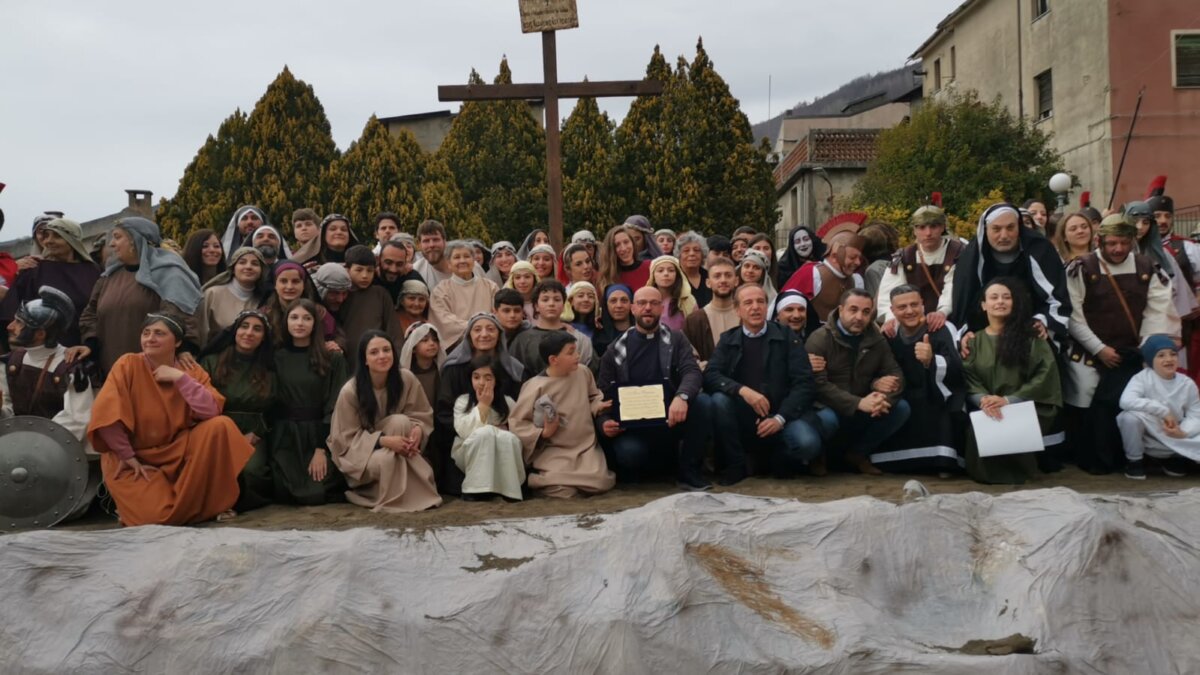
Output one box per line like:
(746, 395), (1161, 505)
(636, 315), (660, 331)
(256, 245), (278, 260)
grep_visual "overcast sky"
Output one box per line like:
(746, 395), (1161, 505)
(0, 0), (959, 241)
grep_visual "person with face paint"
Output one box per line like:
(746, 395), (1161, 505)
(87, 313), (254, 525)
(873, 284), (966, 476)
(220, 205), (269, 264)
(197, 247), (269, 346)
(1063, 211), (1176, 475)
(200, 310), (277, 511)
(782, 230), (866, 335)
(777, 227), (825, 288)
(948, 203), (1072, 348)
(876, 202), (962, 336)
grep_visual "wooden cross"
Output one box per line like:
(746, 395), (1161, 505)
(438, 0), (663, 250)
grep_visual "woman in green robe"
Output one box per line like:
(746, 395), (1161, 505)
(963, 277), (1063, 484)
(269, 299), (349, 504)
(200, 309), (277, 510)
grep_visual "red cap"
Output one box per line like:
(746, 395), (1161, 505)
(1145, 175), (1167, 199)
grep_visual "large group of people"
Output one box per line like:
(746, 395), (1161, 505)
(6, 178), (1200, 527)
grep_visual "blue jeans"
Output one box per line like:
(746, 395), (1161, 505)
(710, 391), (824, 480)
(814, 400), (912, 457)
(607, 392), (712, 485)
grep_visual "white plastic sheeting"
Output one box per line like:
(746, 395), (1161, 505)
(3, 488), (1200, 673)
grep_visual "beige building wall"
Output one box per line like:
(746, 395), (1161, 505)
(916, 0), (1113, 205)
(386, 116), (456, 154)
(776, 103), (910, 158)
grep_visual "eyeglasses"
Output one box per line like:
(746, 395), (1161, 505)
(634, 300), (662, 307)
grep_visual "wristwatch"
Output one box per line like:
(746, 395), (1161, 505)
(676, 393), (690, 402)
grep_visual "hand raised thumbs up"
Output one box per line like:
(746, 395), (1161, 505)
(915, 333), (934, 367)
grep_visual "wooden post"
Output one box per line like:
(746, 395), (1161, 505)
(542, 31), (564, 251)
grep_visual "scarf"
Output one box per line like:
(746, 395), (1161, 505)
(105, 217), (202, 313)
(221, 205), (269, 263)
(399, 322), (446, 371)
(443, 313), (524, 382)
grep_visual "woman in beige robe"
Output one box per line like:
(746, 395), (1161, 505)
(429, 240), (498, 349)
(328, 330), (441, 512)
(510, 356), (615, 498)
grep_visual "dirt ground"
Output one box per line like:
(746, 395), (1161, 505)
(61, 466), (1197, 534)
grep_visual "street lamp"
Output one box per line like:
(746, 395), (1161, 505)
(1049, 172), (1072, 212)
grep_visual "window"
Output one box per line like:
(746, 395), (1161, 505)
(933, 58), (942, 91)
(950, 46), (956, 82)
(1035, 69), (1053, 120)
(1174, 31), (1200, 88)
(1032, 0), (1049, 19)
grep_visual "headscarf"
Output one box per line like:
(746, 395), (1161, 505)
(526, 243), (558, 279)
(490, 240), (516, 257)
(199, 308), (273, 359)
(504, 261), (538, 290)
(1129, 201), (1173, 273)
(571, 230), (596, 244)
(468, 239), (491, 269)
(1141, 334), (1177, 366)
(624, 215), (664, 260)
(317, 213), (360, 264)
(604, 283), (633, 303)
(442, 313), (524, 382)
(311, 262), (352, 299)
(654, 228), (676, 241)
(646, 254), (697, 316)
(105, 217), (203, 314)
(561, 281), (597, 322)
(737, 249), (778, 312)
(31, 212), (61, 239)
(774, 289), (808, 312)
(776, 225), (826, 288)
(201, 246), (269, 293)
(221, 205), (269, 263)
(33, 218), (93, 262)
(517, 230), (550, 260)
(249, 224), (293, 260)
(399, 322), (446, 371)
(399, 279), (430, 298)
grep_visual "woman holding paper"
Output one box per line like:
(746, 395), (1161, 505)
(963, 277), (1063, 484)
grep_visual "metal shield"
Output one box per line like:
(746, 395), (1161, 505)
(0, 416), (89, 531)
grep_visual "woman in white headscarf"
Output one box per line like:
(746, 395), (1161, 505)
(75, 217), (203, 374)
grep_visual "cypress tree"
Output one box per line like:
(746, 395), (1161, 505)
(157, 109), (250, 240)
(561, 90), (622, 237)
(439, 59), (547, 244)
(613, 46), (671, 224)
(325, 115), (429, 240)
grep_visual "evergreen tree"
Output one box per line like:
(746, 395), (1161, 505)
(438, 59), (546, 244)
(561, 90), (622, 237)
(157, 67), (337, 240)
(613, 46), (671, 223)
(325, 115), (429, 240)
(853, 90), (1064, 218)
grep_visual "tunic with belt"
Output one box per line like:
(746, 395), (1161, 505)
(269, 347), (348, 504)
(201, 351), (277, 510)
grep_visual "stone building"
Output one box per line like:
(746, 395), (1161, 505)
(913, 0), (1200, 229)
(381, 102), (546, 153)
(0, 189), (154, 259)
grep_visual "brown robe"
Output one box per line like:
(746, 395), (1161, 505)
(86, 353), (254, 526)
(327, 371), (442, 512)
(509, 367), (615, 498)
(79, 268), (199, 374)
(338, 286), (403, 368)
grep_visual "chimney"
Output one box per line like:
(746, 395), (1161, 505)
(125, 189), (153, 218)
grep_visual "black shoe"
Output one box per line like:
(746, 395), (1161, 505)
(717, 466), (747, 487)
(460, 492), (494, 501)
(1124, 460), (1146, 480)
(677, 479), (713, 492)
(1162, 457), (1190, 477)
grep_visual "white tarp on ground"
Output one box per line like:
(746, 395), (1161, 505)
(3, 488), (1200, 674)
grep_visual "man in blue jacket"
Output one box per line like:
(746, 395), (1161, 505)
(704, 284), (819, 485)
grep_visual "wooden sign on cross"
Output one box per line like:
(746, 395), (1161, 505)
(438, 0), (663, 250)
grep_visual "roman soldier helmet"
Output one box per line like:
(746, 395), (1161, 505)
(910, 192), (948, 228)
(1146, 175), (1174, 215)
(13, 286), (76, 349)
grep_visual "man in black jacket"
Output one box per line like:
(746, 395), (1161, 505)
(597, 287), (712, 490)
(704, 284), (818, 485)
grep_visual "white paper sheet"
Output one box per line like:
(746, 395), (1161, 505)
(969, 400), (1045, 456)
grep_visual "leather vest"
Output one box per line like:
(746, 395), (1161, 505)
(1079, 254), (1154, 351)
(5, 349), (72, 419)
(890, 239), (963, 314)
(813, 263), (855, 324)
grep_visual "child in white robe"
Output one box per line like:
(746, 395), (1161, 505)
(1118, 334), (1200, 479)
(452, 355), (526, 501)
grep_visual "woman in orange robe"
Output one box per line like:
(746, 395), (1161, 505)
(87, 313), (254, 526)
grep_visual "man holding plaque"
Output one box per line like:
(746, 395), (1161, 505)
(596, 287), (711, 491)
(704, 284), (818, 486)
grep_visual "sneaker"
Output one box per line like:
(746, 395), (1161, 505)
(677, 480), (713, 492)
(1124, 460), (1146, 480)
(1162, 457), (1190, 478)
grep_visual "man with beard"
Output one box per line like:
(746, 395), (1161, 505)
(597, 287), (712, 490)
(683, 257), (739, 364)
(805, 289), (910, 475)
(704, 284), (817, 485)
(220, 205), (269, 264)
(375, 240), (423, 305)
(781, 230), (866, 335)
(250, 225), (291, 266)
(876, 202), (961, 335)
(1064, 211), (1175, 474)
(949, 203), (1071, 348)
(872, 285), (966, 476)
(413, 219), (482, 287)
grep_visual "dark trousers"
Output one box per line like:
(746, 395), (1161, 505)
(606, 393), (712, 485)
(710, 392), (824, 481)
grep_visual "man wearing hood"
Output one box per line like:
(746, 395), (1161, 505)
(250, 225), (291, 266)
(948, 203), (1071, 346)
(1065, 210), (1176, 474)
(220, 205), (269, 264)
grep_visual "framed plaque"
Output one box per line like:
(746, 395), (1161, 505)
(615, 384), (668, 428)
(519, 0), (579, 33)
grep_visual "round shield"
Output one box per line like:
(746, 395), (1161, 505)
(0, 416), (89, 531)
